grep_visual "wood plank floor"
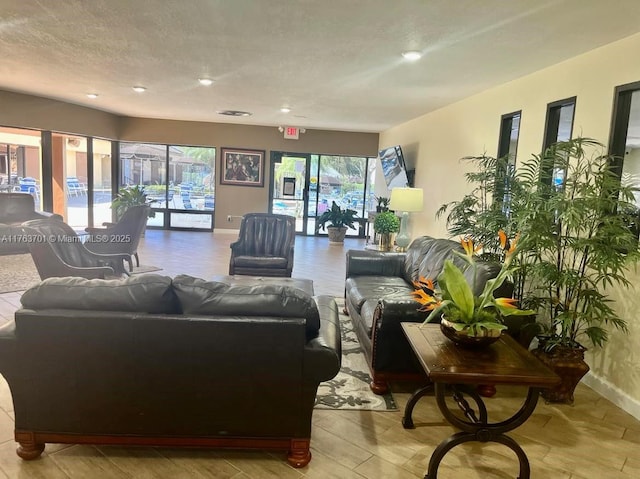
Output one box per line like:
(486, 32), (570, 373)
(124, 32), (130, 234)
(1, 230), (640, 478)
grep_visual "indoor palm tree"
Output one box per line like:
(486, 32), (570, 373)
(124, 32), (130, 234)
(514, 137), (640, 402)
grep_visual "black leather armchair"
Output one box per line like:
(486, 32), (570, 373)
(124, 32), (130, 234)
(21, 219), (129, 279)
(229, 213), (296, 277)
(84, 204), (150, 271)
(0, 192), (62, 255)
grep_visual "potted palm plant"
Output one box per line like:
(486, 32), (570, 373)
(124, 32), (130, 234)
(515, 138), (640, 403)
(436, 153), (518, 262)
(316, 200), (358, 244)
(373, 211), (400, 250)
(111, 185), (156, 221)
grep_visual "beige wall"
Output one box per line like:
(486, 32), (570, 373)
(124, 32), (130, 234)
(0, 91), (379, 229)
(0, 90), (120, 138)
(380, 32), (640, 417)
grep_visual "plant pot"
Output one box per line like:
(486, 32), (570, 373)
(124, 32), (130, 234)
(327, 226), (347, 244)
(531, 341), (590, 404)
(378, 232), (393, 251)
(440, 317), (502, 349)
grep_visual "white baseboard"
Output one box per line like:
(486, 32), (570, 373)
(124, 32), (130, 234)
(214, 228), (240, 234)
(582, 372), (640, 421)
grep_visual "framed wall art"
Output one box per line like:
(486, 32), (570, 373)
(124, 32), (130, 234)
(220, 147), (265, 187)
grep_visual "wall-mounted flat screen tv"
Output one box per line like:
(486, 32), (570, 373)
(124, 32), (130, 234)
(378, 145), (409, 189)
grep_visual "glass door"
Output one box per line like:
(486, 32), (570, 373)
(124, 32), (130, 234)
(270, 152), (311, 234)
(270, 151), (375, 237)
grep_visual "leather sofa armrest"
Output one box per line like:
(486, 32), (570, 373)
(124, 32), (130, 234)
(38, 211), (63, 221)
(345, 249), (406, 279)
(0, 321), (17, 368)
(304, 295), (341, 382)
(0, 320), (16, 341)
(19, 211), (62, 222)
(369, 298), (430, 372)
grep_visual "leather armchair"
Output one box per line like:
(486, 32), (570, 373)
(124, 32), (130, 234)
(229, 213), (296, 277)
(21, 219), (129, 279)
(0, 192), (62, 255)
(84, 204), (150, 271)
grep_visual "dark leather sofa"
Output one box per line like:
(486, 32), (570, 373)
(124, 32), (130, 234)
(0, 274), (341, 467)
(0, 192), (62, 255)
(345, 236), (513, 394)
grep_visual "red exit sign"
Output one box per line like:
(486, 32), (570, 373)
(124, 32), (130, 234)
(284, 126), (299, 139)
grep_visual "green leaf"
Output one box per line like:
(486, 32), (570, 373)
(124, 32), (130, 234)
(440, 260), (475, 322)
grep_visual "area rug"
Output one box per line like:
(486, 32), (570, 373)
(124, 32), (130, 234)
(314, 299), (398, 411)
(0, 254), (162, 294)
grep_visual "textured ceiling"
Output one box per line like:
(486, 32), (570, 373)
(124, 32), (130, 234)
(1, 0), (640, 133)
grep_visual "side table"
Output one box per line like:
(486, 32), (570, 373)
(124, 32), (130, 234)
(401, 323), (560, 479)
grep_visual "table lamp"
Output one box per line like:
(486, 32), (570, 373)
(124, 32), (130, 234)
(389, 187), (424, 251)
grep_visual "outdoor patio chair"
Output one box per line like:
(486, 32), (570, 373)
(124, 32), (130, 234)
(181, 192), (193, 210)
(84, 204), (150, 271)
(229, 213), (296, 277)
(22, 219), (129, 280)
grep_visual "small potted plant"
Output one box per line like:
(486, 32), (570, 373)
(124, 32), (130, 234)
(412, 233), (534, 347)
(111, 185), (156, 221)
(316, 200), (358, 244)
(373, 211), (400, 250)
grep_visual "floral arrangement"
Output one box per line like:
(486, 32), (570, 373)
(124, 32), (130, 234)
(412, 232), (533, 337)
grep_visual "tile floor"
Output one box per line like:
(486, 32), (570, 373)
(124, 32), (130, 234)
(0, 230), (639, 478)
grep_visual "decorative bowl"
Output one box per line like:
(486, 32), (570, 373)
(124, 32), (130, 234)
(440, 317), (502, 349)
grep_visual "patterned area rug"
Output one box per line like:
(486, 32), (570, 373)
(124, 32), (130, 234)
(315, 300), (398, 411)
(0, 253), (162, 294)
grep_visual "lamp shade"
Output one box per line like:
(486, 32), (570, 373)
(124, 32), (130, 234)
(389, 187), (423, 212)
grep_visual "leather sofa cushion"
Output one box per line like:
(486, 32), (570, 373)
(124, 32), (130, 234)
(172, 275), (321, 338)
(345, 276), (412, 313)
(233, 255), (289, 268)
(20, 274), (179, 313)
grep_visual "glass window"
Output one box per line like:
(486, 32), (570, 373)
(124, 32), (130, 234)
(496, 111), (521, 211)
(542, 97), (576, 188)
(60, 134), (89, 231)
(92, 138), (113, 227)
(610, 82), (640, 211)
(119, 142), (215, 230)
(0, 126), (43, 210)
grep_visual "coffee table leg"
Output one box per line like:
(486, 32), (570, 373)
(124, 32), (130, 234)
(402, 383), (434, 429)
(424, 383), (539, 479)
(424, 431), (530, 479)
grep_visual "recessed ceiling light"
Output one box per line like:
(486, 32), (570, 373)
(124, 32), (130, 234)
(280, 107), (291, 113)
(402, 51), (422, 61)
(86, 93), (99, 99)
(198, 78), (214, 86)
(132, 86), (147, 93)
(216, 110), (252, 117)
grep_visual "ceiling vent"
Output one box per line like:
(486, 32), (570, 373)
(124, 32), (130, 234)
(216, 110), (252, 117)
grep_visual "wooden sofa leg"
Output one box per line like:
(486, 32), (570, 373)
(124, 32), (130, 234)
(17, 442), (45, 460)
(287, 439), (311, 468)
(370, 377), (389, 395)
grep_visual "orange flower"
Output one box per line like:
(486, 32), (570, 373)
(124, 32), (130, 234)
(495, 297), (519, 308)
(411, 288), (441, 311)
(460, 237), (481, 258)
(412, 276), (435, 294)
(498, 229), (509, 250)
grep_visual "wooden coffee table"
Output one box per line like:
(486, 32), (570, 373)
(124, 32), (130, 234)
(401, 323), (560, 479)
